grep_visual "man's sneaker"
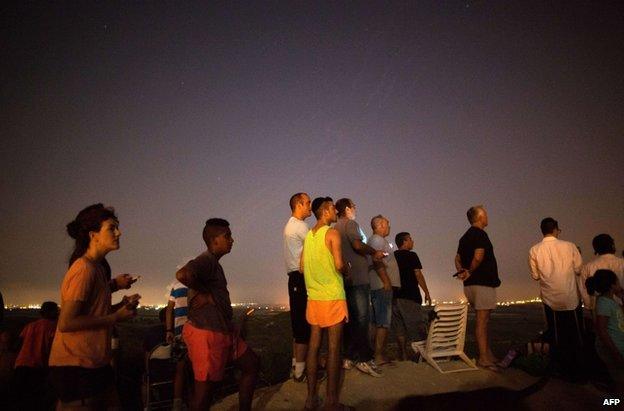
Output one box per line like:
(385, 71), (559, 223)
(294, 369), (327, 383)
(342, 359), (354, 370)
(355, 360), (382, 377)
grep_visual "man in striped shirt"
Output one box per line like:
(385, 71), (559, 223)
(166, 280), (188, 340)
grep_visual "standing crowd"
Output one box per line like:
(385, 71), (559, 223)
(0, 199), (623, 410)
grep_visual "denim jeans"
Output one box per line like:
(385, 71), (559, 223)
(344, 284), (373, 362)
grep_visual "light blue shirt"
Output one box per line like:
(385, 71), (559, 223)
(595, 296), (624, 356)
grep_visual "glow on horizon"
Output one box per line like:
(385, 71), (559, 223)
(4, 299), (541, 310)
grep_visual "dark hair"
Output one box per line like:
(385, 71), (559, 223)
(66, 204), (117, 276)
(202, 218), (230, 245)
(335, 198), (353, 217)
(592, 234), (615, 255)
(585, 269), (618, 296)
(289, 193), (307, 212)
(540, 217), (558, 235)
(40, 301), (59, 320)
(312, 197), (333, 219)
(395, 232), (411, 248)
(466, 206), (484, 224)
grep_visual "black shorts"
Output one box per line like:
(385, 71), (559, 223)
(288, 271), (310, 344)
(48, 365), (114, 403)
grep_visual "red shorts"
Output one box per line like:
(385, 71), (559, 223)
(182, 322), (248, 382)
(306, 300), (348, 328)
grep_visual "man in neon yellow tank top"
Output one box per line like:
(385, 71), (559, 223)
(301, 197), (350, 411)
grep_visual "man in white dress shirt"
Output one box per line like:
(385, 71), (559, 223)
(528, 217), (584, 380)
(283, 192), (312, 381)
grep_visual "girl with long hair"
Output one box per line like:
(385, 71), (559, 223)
(48, 204), (140, 409)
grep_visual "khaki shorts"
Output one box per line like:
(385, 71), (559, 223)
(464, 285), (497, 310)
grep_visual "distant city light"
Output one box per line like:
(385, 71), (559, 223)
(5, 298), (543, 311)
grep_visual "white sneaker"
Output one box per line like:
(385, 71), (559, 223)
(342, 359), (354, 370)
(355, 360), (382, 377)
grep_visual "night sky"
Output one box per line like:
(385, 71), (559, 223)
(2, 1), (623, 306)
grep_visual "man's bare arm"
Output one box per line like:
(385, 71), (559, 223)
(352, 239), (385, 260)
(454, 254), (463, 272)
(327, 228), (346, 274)
(373, 260), (392, 291)
(456, 249), (484, 281)
(176, 265), (210, 292)
(415, 269), (431, 305)
(165, 300), (175, 343)
(469, 249), (485, 272)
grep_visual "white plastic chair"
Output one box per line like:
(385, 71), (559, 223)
(143, 343), (175, 410)
(417, 303), (478, 373)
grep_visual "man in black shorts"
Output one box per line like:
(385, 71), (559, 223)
(283, 193), (312, 381)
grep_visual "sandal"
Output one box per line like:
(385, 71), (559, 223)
(477, 362), (501, 373)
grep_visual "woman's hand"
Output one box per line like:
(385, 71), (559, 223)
(114, 304), (137, 322)
(114, 274), (138, 290)
(120, 294), (141, 309)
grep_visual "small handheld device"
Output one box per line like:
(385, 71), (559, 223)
(452, 271), (464, 278)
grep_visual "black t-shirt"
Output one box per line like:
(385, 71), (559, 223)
(394, 249), (423, 303)
(457, 226), (500, 287)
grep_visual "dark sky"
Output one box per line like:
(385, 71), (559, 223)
(2, 1), (623, 306)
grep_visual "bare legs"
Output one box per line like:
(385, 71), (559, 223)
(235, 349), (259, 411)
(305, 322), (344, 410)
(173, 359), (186, 404)
(190, 380), (214, 411)
(190, 348), (258, 411)
(373, 327), (389, 363)
(294, 341), (309, 363)
(396, 335), (407, 361)
(475, 309), (498, 365)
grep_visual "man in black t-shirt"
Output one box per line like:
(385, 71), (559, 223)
(455, 205), (501, 370)
(393, 232), (431, 361)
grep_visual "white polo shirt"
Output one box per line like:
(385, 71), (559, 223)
(579, 254), (624, 310)
(283, 216), (309, 273)
(528, 236), (582, 310)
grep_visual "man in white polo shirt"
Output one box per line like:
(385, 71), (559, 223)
(283, 192), (312, 381)
(579, 234), (624, 312)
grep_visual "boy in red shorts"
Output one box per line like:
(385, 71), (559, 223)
(176, 218), (259, 411)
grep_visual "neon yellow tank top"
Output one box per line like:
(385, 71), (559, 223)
(303, 225), (345, 301)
